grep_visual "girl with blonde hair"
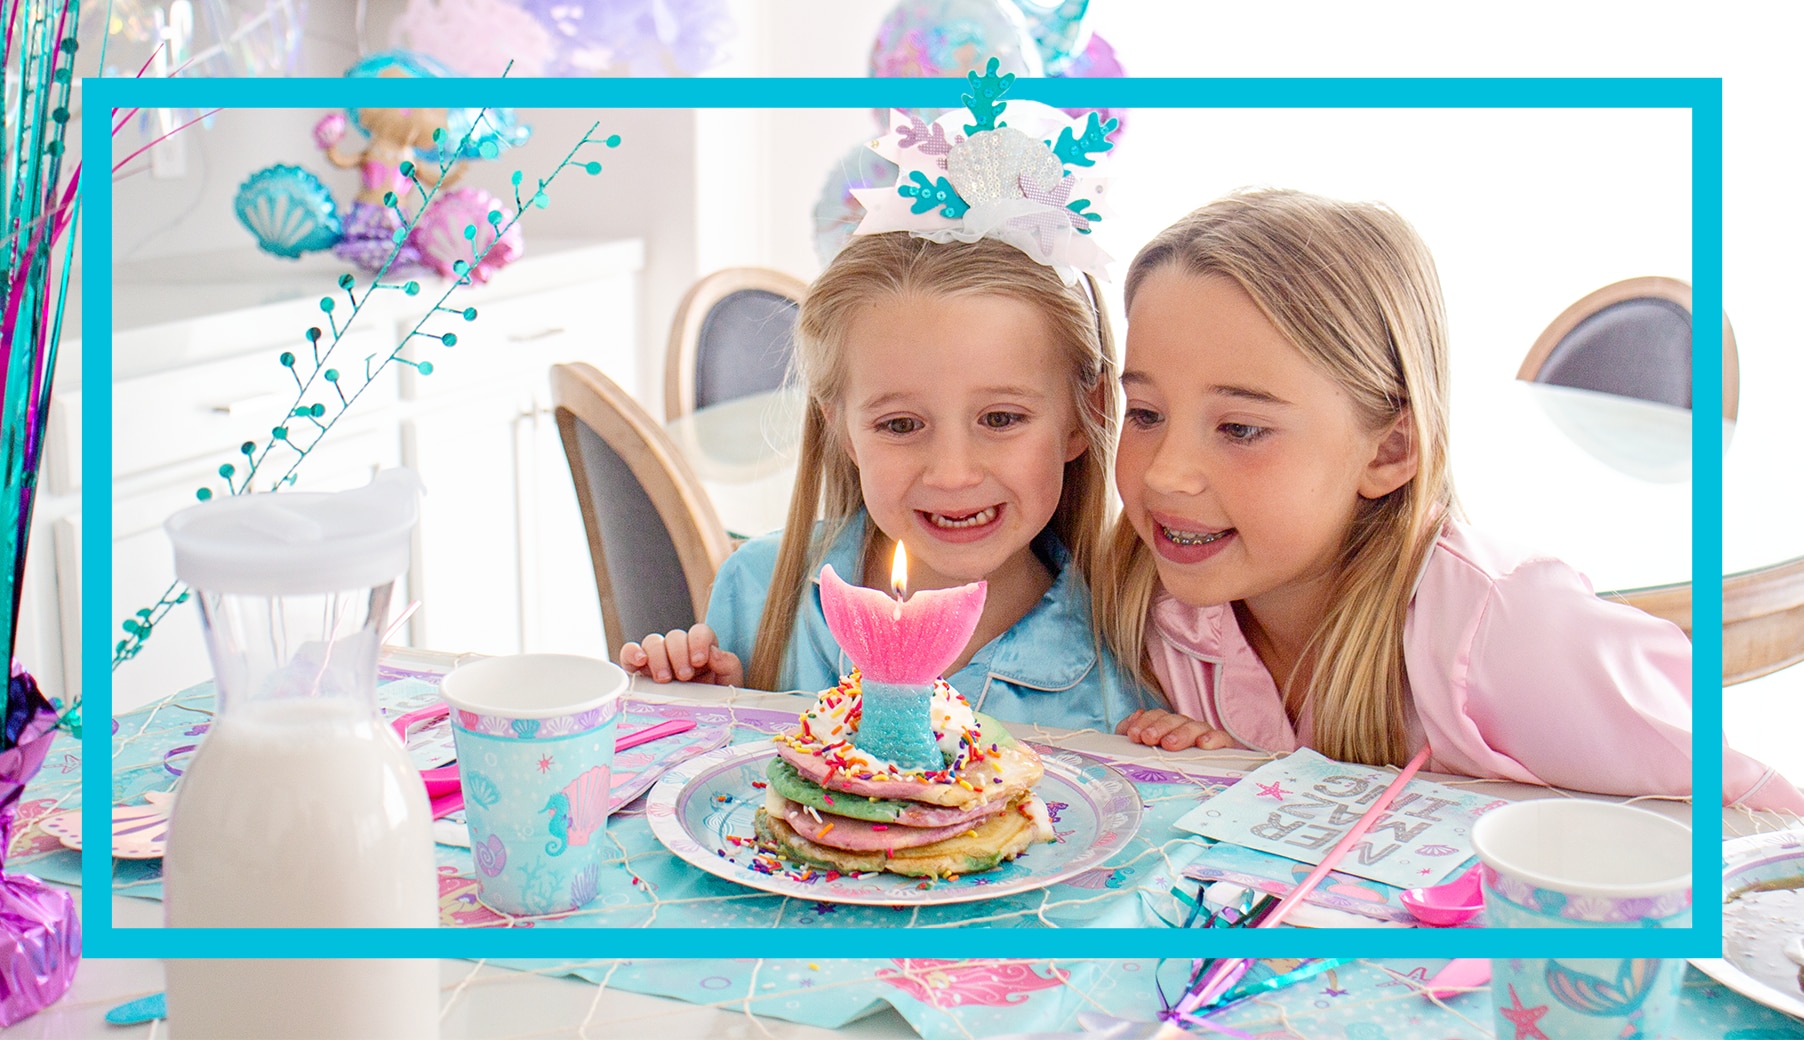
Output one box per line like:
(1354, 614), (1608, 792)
(622, 89), (1158, 732)
(1107, 188), (1801, 810)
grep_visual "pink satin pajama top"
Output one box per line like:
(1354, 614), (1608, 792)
(1146, 519), (1804, 813)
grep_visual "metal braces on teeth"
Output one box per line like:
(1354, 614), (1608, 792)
(1163, 526), (1228, 547)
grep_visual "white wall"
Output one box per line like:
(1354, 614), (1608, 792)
(104, 0), (1770, 409)
(92, 5), (1798, 768)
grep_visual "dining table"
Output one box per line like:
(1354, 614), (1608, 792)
(12, 645), (1804, 1038)
(664, 379), (1803, 597)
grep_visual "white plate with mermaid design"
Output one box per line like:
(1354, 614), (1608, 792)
(646, 740), (1142, 906)
(1691, 828), (1804, 1021)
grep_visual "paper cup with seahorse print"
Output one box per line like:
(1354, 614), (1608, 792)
(439, 654), (626, 916)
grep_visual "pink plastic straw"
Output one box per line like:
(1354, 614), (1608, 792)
(1261, 743), (1433, 926)
(1184, 744), (1435, 1012)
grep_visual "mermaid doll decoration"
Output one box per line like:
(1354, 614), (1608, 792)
(233, 50), (531, 282)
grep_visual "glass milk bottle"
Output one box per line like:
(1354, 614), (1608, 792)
(161, 469), (438, 1039)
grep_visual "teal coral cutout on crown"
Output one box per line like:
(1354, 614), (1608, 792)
(962, 57), (1014, 135)
(1050, 111), (1117, 168)
(854, 54), (1119, 283)
(899, 172), (971, 218)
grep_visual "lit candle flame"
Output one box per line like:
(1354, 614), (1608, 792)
(890, 542), (909, 601)
(890, 542), (908, 620)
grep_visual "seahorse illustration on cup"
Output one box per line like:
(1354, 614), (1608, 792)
(544, 765), (611, 856)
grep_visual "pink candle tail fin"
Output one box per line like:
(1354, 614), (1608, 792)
(818, 564), (986, 684)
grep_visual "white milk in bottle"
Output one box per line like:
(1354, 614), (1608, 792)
(162, 469), (438, 1039)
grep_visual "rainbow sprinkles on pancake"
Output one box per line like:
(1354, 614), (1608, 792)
(752, 555), (1056, 878)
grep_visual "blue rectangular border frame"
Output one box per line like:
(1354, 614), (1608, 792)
(82, 76), (1723, 961)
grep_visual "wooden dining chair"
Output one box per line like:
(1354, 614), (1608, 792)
(1517, 275), (1739, 421)
(664, 267), (808, 421)
(1722, 555), (1804, 684)
(1602, 553), (1804, 685)
(552, 362), (736, 659)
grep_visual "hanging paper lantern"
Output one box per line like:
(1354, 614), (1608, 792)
(869, 0), (1042, 79)
(514, 0), (735, 76)
(1010, 0), (1089, 74)
(388, 0), (557, 77)
(233, 164), (343, 260)
(811, 143), (901, 269)
(413, 187), (525, 285)
(1053, 32), (1128, 147)
(868, 0), (1043, 128)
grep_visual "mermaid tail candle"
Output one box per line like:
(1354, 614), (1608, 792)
(817, 546), (986, 772)
(858, 679), (943, 770)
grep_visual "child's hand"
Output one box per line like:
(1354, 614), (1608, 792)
(619, 623), (744, 687)
(1116, 708), (1234, 751)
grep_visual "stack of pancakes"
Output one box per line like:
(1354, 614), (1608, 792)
(752, 672), (1055, 878)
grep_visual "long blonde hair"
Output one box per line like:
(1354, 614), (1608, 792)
(1098, 189), (1457, 765)
(746, 233), (1119, 691)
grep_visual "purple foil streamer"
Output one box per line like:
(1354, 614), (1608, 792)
(0, 680), (82, 1028)
(0, 872), (79, 1027)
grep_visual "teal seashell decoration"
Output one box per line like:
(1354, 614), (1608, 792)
(234, 164), (344, 259)
(464, 770), (501, 809)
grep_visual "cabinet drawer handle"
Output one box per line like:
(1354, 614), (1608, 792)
(507, 326), (566, 343)
(210, 392), (287, 418)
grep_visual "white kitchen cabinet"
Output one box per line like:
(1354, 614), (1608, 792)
(43, 239), (645, 713)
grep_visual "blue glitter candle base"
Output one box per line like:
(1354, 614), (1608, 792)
(854, 681), (945, 772)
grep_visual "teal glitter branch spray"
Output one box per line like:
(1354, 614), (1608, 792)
(1, 1), (86, 1026)
(111, 118), (623, 669)
(3, 0), (82, 728)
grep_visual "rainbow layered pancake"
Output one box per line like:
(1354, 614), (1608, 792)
(752, 672), (1055, 878)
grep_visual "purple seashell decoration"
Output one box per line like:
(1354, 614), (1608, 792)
(475, 834), (508, 877)
(333, 202), (426, 275)
(568, 862), (600, 910)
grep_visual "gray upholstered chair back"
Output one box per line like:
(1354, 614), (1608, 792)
(570, 421), (698, 644)
(666, 268), (809, 420)
(695, 288), (800, 411)
(1537, 296), (1692, 409)
(1519, 275), (1739, 420)
(552, 363), (734, 658)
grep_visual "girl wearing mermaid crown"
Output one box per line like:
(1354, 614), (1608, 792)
(1105, 188), (1804, 811)
(621, 63), (1158, 733)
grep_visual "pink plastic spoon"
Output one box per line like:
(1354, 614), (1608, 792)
(389, 703), (460, 799)
(412, 716), (698, 820)
(1401, 862), (1484, 926)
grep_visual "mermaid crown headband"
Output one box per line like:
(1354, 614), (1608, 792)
(852, 58), (1118, 284)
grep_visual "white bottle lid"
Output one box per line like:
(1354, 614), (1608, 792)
(166, 468), (423, 596)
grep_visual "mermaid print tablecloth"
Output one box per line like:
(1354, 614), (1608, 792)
(10, 666), (1802, 1039)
